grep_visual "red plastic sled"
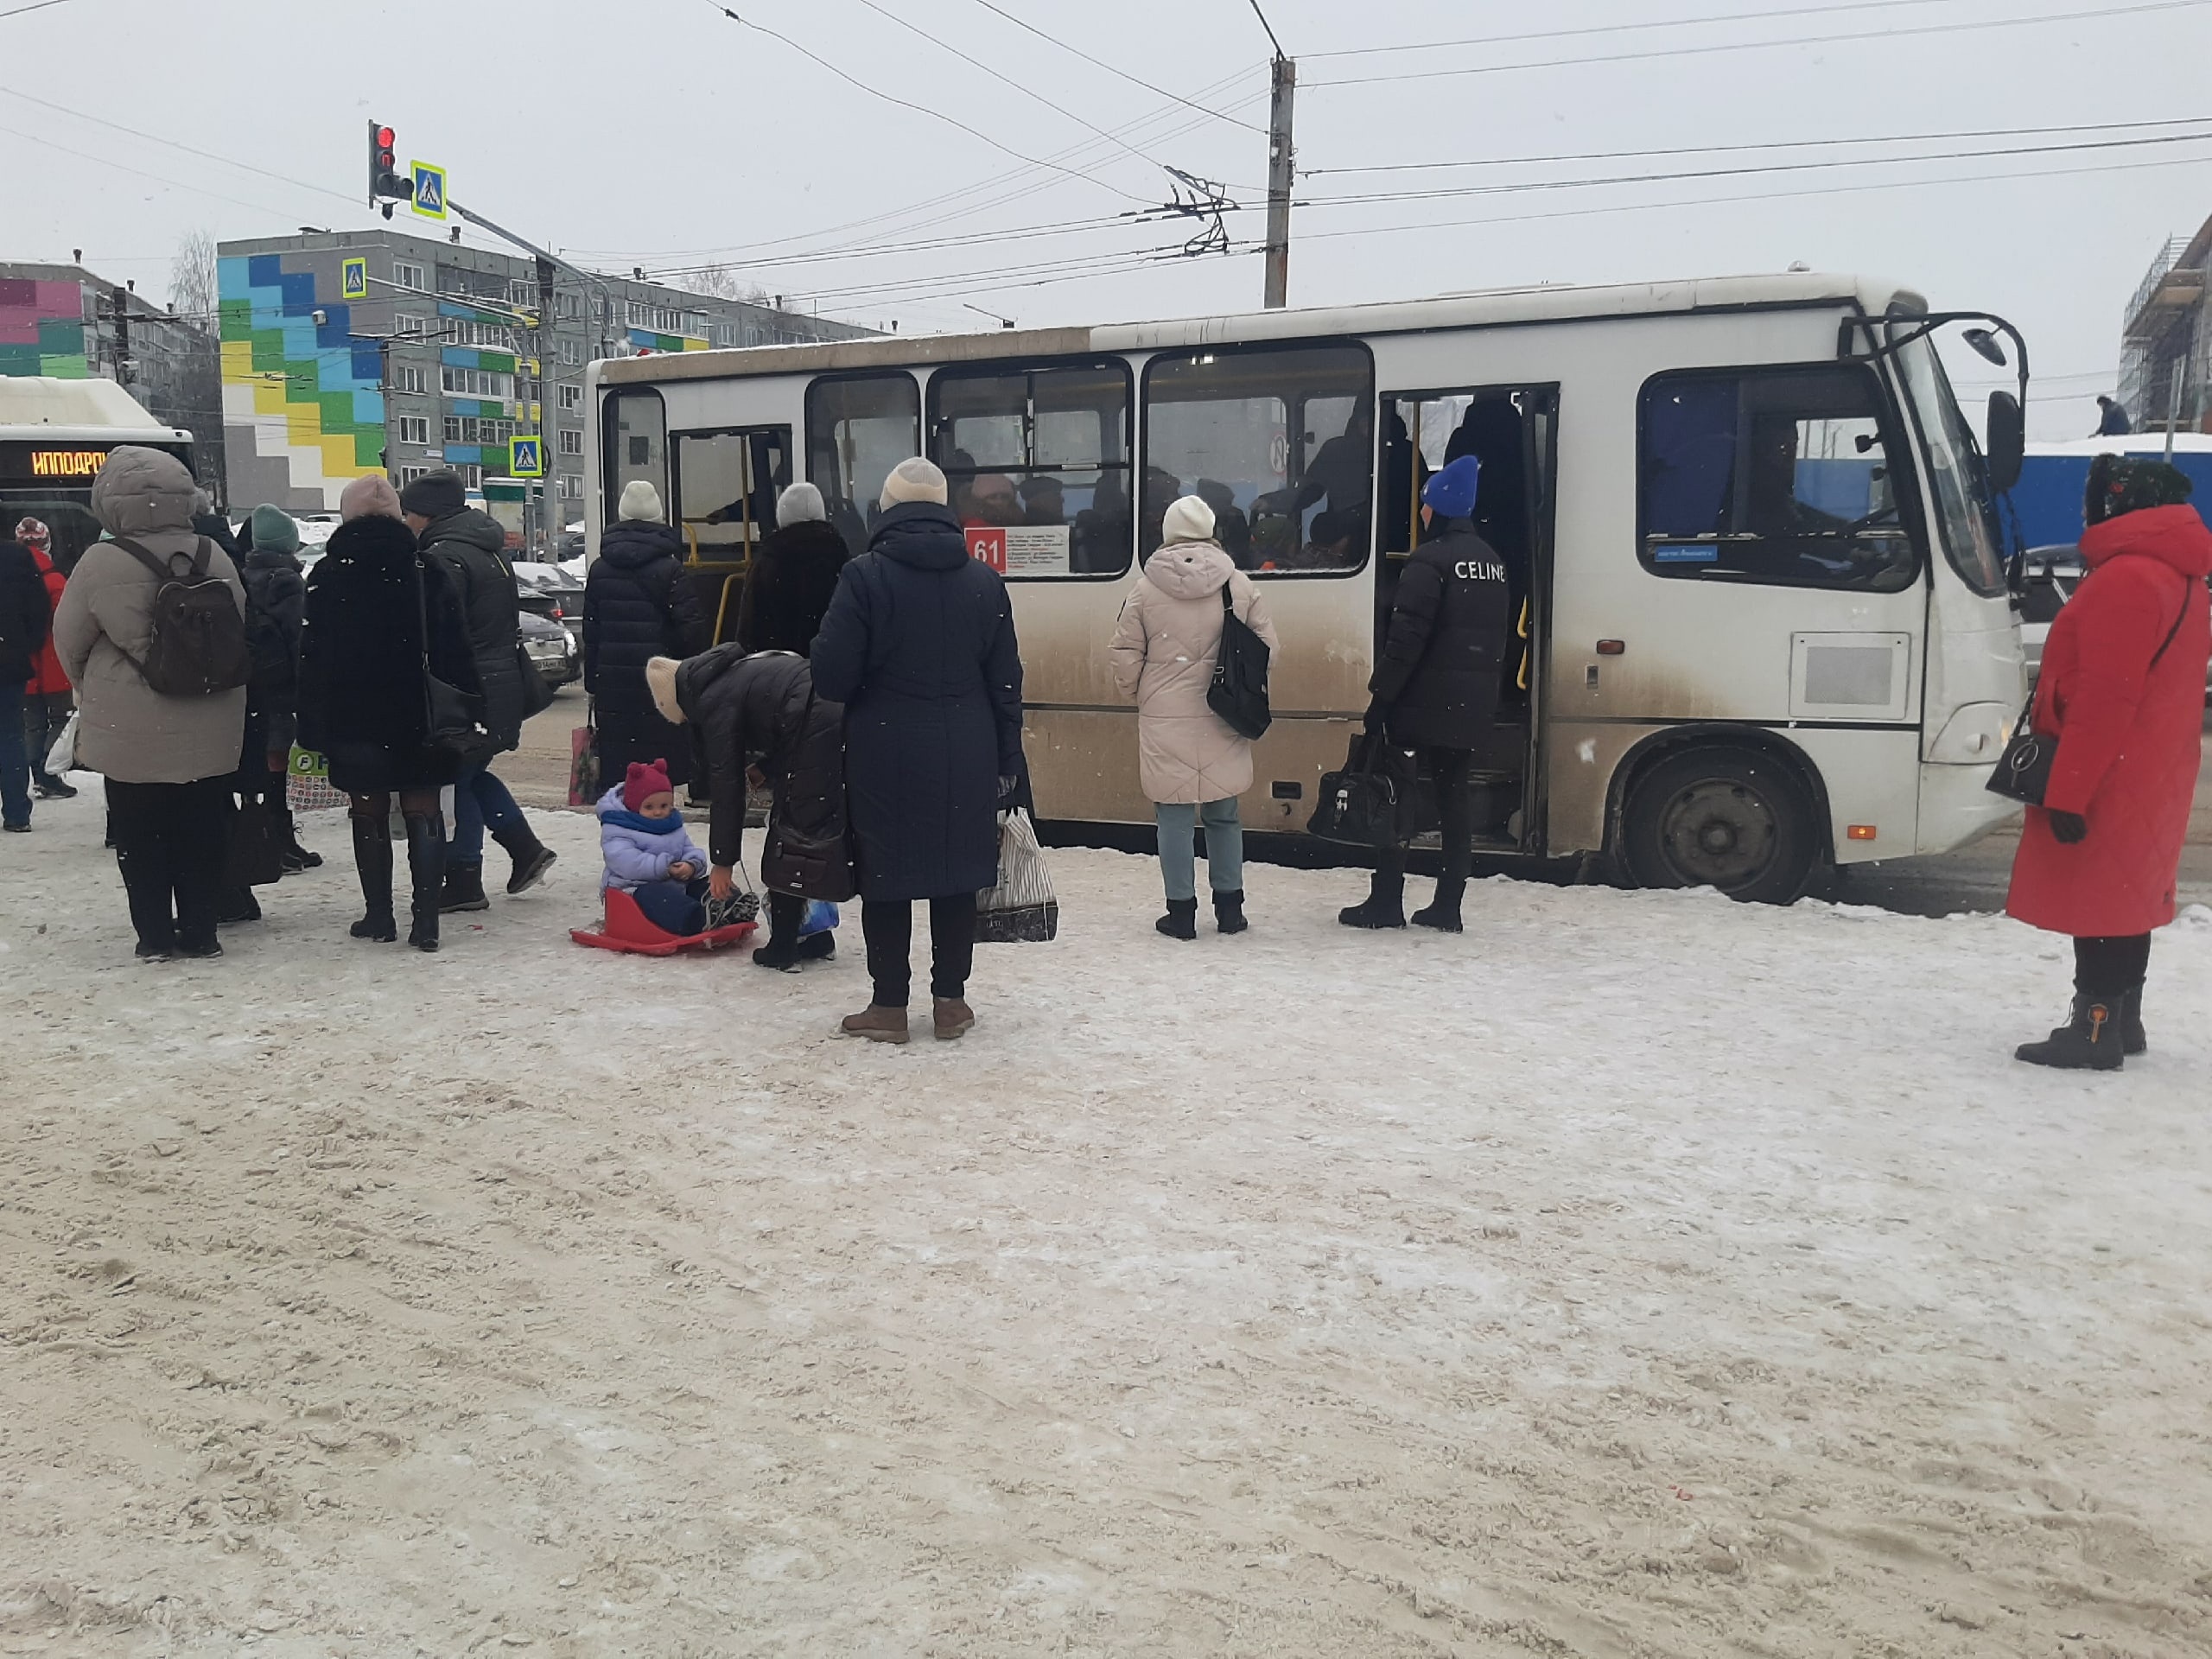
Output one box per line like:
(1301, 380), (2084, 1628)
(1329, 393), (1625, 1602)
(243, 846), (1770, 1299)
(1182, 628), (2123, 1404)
(569, 887), (759, 957)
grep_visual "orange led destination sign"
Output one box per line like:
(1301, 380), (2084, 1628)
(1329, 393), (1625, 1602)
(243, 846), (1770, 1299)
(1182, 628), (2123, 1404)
(29, 449), (110, 477)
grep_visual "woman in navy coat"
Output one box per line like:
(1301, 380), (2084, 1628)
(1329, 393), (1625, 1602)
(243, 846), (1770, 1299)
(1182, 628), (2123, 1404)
(810, 457), (1024, 1045)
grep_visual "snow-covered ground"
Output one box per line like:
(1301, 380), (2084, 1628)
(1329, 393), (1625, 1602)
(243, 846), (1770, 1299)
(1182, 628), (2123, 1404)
(3, 791), (2209, 1657)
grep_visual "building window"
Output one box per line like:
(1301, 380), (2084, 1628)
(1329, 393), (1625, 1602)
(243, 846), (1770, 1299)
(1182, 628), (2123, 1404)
(454, 463), (482, 490)
(1142, 341), (1375, 575)
(559, 338), (582, 366)
(442, 416), (514, 447)
(396, 314), (428, 337)
(398, 464), (432, 487)
(559, 473), (582, 500)
(392, 260), (426, 292)
(391, 364), (428, 396)
(441, 366), (513, 399)
(396, 415), (429, 446)
(558, 428), (583, 456)
(1637, 365), (1920, 593)
(928, 359), (1134, 578)
(558, 383), (582, 410)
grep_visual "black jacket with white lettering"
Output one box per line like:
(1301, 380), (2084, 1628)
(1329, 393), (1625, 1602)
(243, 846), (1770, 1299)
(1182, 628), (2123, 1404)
(1370, 517), (1511, 750)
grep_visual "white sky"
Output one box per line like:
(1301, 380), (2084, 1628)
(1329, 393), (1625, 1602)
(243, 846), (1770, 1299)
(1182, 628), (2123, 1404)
(4, 0), (2209, 438)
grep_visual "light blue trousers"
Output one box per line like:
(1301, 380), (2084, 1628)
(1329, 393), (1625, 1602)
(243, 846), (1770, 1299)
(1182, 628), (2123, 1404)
(1155, 798), (1244, 901)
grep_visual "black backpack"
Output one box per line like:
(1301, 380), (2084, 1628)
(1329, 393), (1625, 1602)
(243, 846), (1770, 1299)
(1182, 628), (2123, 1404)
(1207, 579), (1272, 741)
(112, 536), (249, 697)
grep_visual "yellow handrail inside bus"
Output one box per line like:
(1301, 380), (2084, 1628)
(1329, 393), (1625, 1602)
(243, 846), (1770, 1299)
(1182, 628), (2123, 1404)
(712, 572), (744, 645)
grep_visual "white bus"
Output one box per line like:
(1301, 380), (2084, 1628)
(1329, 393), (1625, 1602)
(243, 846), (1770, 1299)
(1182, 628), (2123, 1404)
(0, 376), (196, 574)
(586, 272), (2027, 902)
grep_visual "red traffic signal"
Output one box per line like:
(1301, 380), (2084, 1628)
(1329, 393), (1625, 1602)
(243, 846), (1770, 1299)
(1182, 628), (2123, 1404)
(367, 118), (414, 219)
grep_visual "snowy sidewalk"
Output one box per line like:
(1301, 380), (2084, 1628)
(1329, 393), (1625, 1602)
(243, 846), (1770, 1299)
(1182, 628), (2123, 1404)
(3, 791), (2209, 1656)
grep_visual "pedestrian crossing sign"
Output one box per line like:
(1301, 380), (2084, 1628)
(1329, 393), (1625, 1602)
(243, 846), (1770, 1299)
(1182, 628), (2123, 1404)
(508, 435), (543, 478)
(410, 161), (448, 220)
(340, 257), (368, 301)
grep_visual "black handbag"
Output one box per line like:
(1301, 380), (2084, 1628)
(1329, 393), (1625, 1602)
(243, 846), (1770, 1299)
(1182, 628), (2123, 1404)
(516, 640), (556, 719)
(1986, 580), (2190, 804)
(415, 561), (497, 769)
(1307, 732), (1418, 849)
(1207, 582), (1272, 741)
(225, 797), (285, 887)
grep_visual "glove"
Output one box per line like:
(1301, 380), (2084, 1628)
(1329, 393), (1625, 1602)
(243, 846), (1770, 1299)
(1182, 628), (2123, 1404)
(997, 774), (1019, 803)
(2048, 810), (2088, 845)
(1362, 701), (1389, 735)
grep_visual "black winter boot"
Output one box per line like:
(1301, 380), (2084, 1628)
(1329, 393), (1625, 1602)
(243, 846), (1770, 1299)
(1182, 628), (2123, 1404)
(216, 887), (263, 925)
(348, 814), (397, 941)
(1411, 876), (1465, 933)
(1156, 897), (1198, 940)
(404, 811), (446, 952)
(2015, 995), (2125, 1071)
(1338, 871), (1405, 930)
(2120, 983), (2148, 1057)
(1213, 888), (1248, 935)
(439, 859), (492, 913)
(490, 821), (557, 895)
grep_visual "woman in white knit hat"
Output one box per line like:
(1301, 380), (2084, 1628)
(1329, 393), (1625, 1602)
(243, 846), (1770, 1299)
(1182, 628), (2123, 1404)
(1109, 494), (1279, 938)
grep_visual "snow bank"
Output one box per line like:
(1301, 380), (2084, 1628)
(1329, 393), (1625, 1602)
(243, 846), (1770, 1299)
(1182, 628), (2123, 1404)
(1, 792), (2207, 1655)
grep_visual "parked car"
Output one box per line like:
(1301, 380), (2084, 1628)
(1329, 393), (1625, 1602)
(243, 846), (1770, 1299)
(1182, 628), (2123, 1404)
(514, 562), (585, 646)
(2019, 543), (2211, 701)
(518, 608), (578, 690)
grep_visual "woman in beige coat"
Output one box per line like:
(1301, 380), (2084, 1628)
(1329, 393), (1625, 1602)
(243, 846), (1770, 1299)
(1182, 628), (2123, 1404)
(53, 446), (247, 961)
(1109, 495), (1280, 938)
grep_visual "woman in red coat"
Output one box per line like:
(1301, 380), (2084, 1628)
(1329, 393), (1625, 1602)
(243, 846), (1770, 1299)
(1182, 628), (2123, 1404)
(15, 518), (74, 799)
(2010, 456), (2212, 1069)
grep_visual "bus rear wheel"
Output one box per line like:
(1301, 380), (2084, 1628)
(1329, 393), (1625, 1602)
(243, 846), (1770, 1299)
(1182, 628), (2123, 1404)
(1621, 746), (1821, 906)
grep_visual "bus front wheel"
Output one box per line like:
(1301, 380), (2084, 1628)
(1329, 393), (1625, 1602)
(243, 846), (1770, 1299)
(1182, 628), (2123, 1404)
(1621, 746), (1821, 906)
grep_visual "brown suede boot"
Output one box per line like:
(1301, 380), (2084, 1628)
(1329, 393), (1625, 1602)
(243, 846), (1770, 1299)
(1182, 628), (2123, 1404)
(841, 1005), (910, 1045)
(932, 997), (976, 1041)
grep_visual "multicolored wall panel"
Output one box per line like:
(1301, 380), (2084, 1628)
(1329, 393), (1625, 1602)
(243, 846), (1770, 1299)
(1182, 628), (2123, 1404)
(219, 252), (384, 511)
(0, 278), (91, 378)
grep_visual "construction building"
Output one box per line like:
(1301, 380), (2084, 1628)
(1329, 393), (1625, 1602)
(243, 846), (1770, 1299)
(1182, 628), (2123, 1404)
(2119, 213), (2212, 435)
(218, 229), (868, 531)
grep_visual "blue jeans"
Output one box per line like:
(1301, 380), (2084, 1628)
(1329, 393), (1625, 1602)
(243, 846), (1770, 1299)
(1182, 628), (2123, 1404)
(633, 875), (709, 936)
(0, 684), (29, 829)
(1155, 798), (1243, 901)
(449, 763), (523, 861)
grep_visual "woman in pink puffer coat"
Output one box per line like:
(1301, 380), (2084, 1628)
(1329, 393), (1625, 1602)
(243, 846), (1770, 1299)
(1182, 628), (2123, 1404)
(1109, 495), (1280, 940)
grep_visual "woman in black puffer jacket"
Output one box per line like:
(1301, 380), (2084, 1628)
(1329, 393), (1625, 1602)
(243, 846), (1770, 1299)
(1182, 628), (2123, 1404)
(585, 480), (710, 784)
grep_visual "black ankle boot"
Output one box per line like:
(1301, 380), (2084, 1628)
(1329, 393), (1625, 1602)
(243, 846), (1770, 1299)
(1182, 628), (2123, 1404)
(490, 821), (557, 895)
(1213, 888), (1248, 935)
(404, 810), (446, 952)
(1338, 872), (1405, 930)
(439, 859), (491, 913)
(348, 814), (397, 941)
(1411, 876), (1465, 933)
(2120, 982), (2147, 1057)
(2015, 995), (2126, 1071)
(1156, 897), (1198, 940)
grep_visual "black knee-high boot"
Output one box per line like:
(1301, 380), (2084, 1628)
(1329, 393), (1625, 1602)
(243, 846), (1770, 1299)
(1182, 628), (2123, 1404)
(349, 814), (397, 941)
(404, 810), (446, 952)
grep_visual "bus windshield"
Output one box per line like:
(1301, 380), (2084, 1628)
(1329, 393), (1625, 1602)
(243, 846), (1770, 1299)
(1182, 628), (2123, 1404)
(1891, 334), (2007, 597)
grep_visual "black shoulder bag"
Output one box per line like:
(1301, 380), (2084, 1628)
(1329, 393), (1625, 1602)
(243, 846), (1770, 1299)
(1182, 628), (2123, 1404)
(415, 559), (497, 770)
(1207, 580), (1273, 741)
(1986, 577), (2190, 805)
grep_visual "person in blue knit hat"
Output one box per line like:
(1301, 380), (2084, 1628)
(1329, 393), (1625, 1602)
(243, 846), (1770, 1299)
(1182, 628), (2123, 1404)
(1340, 454), (1511, 934)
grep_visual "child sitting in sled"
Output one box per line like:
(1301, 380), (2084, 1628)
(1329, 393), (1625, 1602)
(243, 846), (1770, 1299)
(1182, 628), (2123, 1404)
(598, 760), (747, 936)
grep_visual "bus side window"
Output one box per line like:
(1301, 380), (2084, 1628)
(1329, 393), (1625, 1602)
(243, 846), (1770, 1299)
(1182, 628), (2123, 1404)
(927, 359), (1133, 578)
(673, 427), (791, 551)
(602, 388), (666, 529)
(1637, 366), (1919, 592)
(806, 372), (921, 558)
(1141, 342), (1374, 575)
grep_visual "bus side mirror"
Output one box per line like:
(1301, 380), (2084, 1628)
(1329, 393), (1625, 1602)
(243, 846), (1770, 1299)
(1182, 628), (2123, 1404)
(1986, 391), (2024, 493)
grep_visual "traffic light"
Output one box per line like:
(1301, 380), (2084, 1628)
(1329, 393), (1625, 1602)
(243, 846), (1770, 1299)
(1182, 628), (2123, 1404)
(367, 120), (414, 219)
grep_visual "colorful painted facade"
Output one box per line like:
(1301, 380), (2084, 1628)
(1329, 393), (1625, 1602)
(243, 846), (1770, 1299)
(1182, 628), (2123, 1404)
(219, 251), (385, 509)
(0, 277), (92, 378)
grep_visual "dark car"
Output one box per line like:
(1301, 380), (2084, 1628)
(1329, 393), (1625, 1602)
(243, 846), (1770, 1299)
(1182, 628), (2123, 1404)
(514, 563), (586, 646)
(518, 607), (579, 689)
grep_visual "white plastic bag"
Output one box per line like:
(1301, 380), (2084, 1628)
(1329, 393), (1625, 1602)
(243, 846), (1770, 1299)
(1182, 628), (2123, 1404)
(42, 711), (77, 779)
(974, 809), (1058, 943)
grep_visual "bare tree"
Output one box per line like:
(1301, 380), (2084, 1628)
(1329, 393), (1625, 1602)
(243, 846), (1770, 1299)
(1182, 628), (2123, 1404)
(168, 229), (219, 335)
(686, 261), (770, 307)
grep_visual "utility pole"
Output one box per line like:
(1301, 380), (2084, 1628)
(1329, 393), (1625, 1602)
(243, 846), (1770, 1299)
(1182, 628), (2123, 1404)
(536, 254), (556, 550)
(1251, 3), (1294, 309)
